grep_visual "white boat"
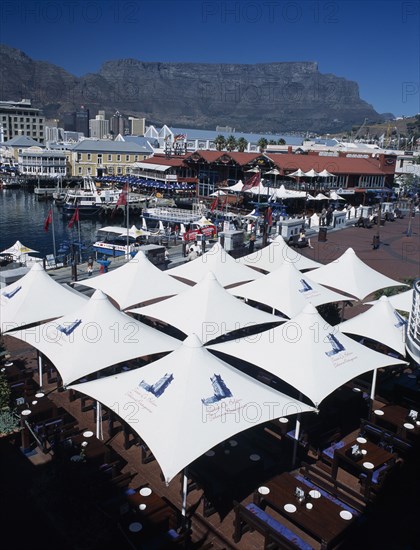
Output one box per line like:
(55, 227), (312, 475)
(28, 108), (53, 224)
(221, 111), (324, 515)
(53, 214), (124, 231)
(62, 177), (144, 216)
(92, 225), (151, 257)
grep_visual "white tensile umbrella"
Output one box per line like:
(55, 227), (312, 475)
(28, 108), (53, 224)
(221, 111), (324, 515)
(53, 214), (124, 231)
(167, 242), (263, 287)
(365, 289), (414, 313)
(238, 234), (321, 273)
(209, 190), (227, 197)
(288, 169), (307, 178)
(246, 182), (271, 196)
(308, 248), (407, 301)
(1, 263), (87, 334)
(130, 271), (283, 343)
(208, 303), (407, 407)
(304, 169), (320, 178)
(69, 334), (316, 484)
(229, 262), (354, 318)
(338, 295), (407, 357)
(329, 191), (346, 201)
(270, 184), (306, 200)
(312, 193), (329, 201)
(219, 180), (244, 192)
(318, 169), (336, 178)
(9, 290), (179, 387)
(74, 251), (188, 310)
(310, 213), (320, 227)
(2, 240), (38, 261)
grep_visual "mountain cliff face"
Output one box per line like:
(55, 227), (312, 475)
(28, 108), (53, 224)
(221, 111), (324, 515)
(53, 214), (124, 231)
(0, 45), (384, 133)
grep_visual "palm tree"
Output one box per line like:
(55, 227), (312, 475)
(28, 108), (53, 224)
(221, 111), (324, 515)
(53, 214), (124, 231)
(258, 137), (268, 152)
(214, 135), (226, 151)
(225, 135), (237, 152)
(277, 138), (286, 145)
(237, 137), (248, 152)
(269, 140), (277, 145)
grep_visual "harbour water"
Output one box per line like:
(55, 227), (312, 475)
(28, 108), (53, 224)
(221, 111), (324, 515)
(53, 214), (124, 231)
(0, 189), (130, 259)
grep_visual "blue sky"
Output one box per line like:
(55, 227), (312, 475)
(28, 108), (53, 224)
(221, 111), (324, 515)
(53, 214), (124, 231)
(1, 0), (419, 117)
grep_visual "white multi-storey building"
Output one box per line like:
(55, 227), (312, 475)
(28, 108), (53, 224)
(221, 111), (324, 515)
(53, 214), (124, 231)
(0, 99), (45, 144)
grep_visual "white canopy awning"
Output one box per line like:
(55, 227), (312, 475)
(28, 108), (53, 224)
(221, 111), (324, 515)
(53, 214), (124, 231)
(1, 263), (87, 333)
(209, 190), (227, 196)
(229, 262), (354, 318)
(209, 304), (407, 406)
(75, 251), (188, 310)
(130, 271), (283, 343)
(238, 235), (321, 273)
(9, 290), (179, 386)
(318, 169), (336, 178)
(311, 193), (329, 201)
(70, 334), (316, 483)
(133, 162), (172, 172)
(338, 295), (407, 357)
(329, 191), (346, 201)
(308, 248), (407, 301)
(2, 240), (38, 260)
(365, 289), (414, 313)
(304, 169), (320, 178)
(167, 242), (263, 287)
(288, 169), (306, 178)
(270, 185), (306, 200)
(245, 182), (271, 196)
(219, 180), (244, 192)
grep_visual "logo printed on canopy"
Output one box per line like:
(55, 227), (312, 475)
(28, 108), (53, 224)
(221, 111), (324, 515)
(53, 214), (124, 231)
(202, 374), (233, 405)
(139, 373), (174, 398)
(298, 279), (313, 293)
(57, 319), (82, 336)
(393, 310), (407, 328)
(2, 286), (22, 299)
(325, 334), (345, 357)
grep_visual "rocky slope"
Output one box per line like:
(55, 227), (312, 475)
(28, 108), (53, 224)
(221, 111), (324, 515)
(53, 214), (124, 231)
(0, 44), (385, 133)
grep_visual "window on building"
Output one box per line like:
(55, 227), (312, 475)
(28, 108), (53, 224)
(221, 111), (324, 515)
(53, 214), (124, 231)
(78, 167), (82, 174)
(107, 154), (112, 161)
(87, 167), (92, 174)
(126, 155), (130, 162)
(117, 167), (122, 174)
(87, 154), (91, 161)
(77, 153), (82, 161)
(97, 155), (102, 164)
(117, 154), (121, 162)
(134, 155), (138, 161)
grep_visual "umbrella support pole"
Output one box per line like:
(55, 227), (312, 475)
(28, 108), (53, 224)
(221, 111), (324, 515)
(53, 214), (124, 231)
(38, 351), (43, 389)
(96, 401), (103, 440)
(369, 369), (378, 416)
(292, 417), (301, 467)
(181, 467), (189, 530)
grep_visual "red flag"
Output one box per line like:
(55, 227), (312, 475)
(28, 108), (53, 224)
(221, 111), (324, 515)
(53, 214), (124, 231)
(116, 189), (127, 207)
(242, 172), (261, 191)
(44, 208), (52, 232)
(210, 197), (218, 211)
(265, 206), (273, 226)
(68, 207), (79, 229)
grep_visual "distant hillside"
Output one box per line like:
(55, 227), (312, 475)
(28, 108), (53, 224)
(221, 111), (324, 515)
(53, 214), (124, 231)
(0, 44), (388, 134)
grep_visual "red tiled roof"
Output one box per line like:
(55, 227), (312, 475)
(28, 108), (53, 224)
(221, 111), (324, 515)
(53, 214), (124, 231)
(140, 155), (186, 167)
(185, 151), (262, 165)
(266, 154), (395, 175)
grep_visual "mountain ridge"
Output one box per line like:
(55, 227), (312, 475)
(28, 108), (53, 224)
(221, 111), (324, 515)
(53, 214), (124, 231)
(0, 44), (388, 133)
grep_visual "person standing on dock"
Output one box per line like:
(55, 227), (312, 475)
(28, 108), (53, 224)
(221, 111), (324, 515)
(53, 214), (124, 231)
(87, 257), (93, 277)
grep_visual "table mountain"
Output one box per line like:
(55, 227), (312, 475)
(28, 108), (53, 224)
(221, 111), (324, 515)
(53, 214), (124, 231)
(0, 44), (385, 133)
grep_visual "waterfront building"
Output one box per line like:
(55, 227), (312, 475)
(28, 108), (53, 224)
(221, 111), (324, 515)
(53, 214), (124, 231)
(0, 99), (45, 144)
(18, 147), (67, 177)
(68, 139), (152, 177)
(128, 117), (145, 136)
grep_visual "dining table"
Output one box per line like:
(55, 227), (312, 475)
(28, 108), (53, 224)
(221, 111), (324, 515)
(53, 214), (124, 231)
(331, 440), (396, 497)
(371, 404), (420, 439)
(256, 472), (358, 549)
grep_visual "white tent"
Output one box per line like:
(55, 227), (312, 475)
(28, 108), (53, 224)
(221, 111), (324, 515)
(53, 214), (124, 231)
(329, 191), (346, 201)
(2, 240), (38, 261)
(318, 169), (335, 178)
(304, 169), (320, 178)
(209, 190), (227, 197)
(365, 289), (414, 313)
(308, 248), (406, 301)
(338, 295), (407, 357)
(130, 271), (282, 343)
(9, 290), (179, 386)
(167, 242), (263, 287)
(219, 180), (244, 192)
(229, 262), (354, 318)
(288, 169), (306, 178)
(311, 193), (329, 201)
(74, 251), (188, 310)
(238, 234), (322, 273)
(270, 185), (306, 200)
(69, 334), (316, 483)
(246, 182), (271, 196)
(1, 263), (87, 333)
(208, 303), (407, 406)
